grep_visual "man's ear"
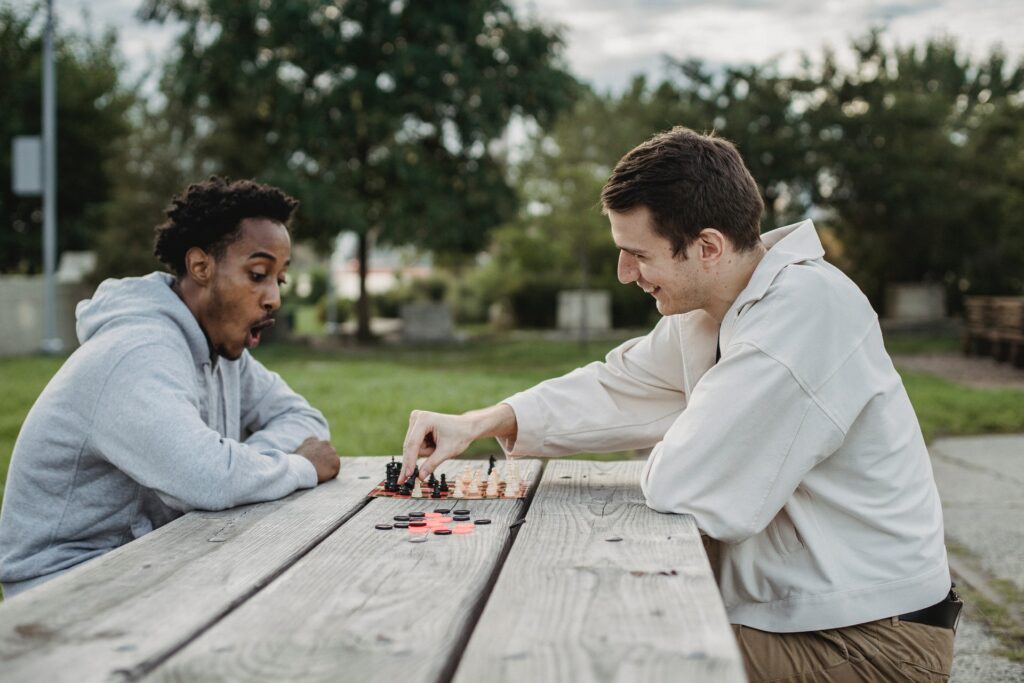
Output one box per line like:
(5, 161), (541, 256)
(697, 228), (727, 263)
(183, 247), (215, 287)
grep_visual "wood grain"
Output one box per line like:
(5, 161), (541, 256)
(453, 459), (746, 683)
(0, 457), (386, 682)
(142, 458), (544, 683)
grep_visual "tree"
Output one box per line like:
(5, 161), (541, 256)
(805, 31), (1024, 308)
(143, 0), (577, 339)
(0, 4), (134, 273)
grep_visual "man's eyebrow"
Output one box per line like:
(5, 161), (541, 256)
(247, 251), (290, 266)
(615, 244), (648, 257)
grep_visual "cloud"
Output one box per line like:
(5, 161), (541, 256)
(10, 0), (1022, 95)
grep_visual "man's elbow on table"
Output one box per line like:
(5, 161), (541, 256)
(642, 479), (755, 544)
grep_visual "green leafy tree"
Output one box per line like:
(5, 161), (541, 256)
(0, 4), (134, 273)
(806, 31), (1024, 307)
(143, 0), (576, 339)
(955, 57), (1024, 296)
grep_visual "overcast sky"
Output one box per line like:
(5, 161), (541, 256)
(12, 0), (1024, 92)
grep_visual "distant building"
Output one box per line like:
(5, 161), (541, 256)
(330, 232), (432, 300)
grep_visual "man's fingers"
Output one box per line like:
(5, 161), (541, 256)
(418, 445), (459, 480)
(400, 416), (432, 483)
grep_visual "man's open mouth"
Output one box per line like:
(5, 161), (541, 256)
(247, 318), (276, 348)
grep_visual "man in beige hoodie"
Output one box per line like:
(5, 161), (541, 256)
(399, 127), (959, 682)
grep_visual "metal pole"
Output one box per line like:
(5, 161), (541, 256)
(41, 0), (62, 353)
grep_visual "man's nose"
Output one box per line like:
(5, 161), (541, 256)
(264, 282), (281, 312)
(617, 252), (637, 285)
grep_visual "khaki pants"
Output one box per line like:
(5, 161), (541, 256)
(700, 538), (955, 681)
(732, 618), (954, 682)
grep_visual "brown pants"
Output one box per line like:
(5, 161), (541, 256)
(731, 617), (955, 682)
(700, 538), (954, 681)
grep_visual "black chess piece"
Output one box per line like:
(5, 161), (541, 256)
(487, 455), (496, 475)
(428, 472), (437, 489)
(431, 479), (442, 498)
(384, 457), (401, 493)
(399, 464), (418, 495)
(439, 473), (449, 493)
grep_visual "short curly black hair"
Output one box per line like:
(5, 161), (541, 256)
(154, 176), (299, 276)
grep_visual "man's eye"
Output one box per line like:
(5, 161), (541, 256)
(250, 272), (267, 282)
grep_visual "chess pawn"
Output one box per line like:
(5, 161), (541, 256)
(485, 469), (499, 497)
(470, 468), (482, 495)
(411, 477), (423, 499)
(461, 465), (472, 487)
(453, 478), (466, 498)
(503, 472), (519, 498)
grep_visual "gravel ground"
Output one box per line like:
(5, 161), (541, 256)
(932, 435), (1024, 682)
(893, 353), (1024, 389)
(952, 616), (1024, 683)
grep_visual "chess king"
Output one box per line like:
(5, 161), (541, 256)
(399, 127), (959, 681)
(0, 177), (340, 600)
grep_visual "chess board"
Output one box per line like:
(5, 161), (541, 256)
(368, 480), (527, 500)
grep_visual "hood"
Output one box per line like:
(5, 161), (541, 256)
(75, 272), (212, 364)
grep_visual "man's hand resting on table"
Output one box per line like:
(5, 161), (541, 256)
(295, 437), (340, 483)
(400, 404), (518, 483)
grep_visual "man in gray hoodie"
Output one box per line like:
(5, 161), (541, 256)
(0, 177), (339, 599)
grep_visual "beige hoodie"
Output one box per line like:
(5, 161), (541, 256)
(501, 221), (950, 633)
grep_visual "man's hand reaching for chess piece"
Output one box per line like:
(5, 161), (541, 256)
(400, 405), (517, 484)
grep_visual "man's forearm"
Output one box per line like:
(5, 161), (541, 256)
(465, 403), (518, 443)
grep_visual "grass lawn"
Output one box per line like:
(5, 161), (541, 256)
(2, 334), (1023, 509)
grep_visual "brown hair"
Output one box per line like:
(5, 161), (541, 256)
(600, 126), (764, 256)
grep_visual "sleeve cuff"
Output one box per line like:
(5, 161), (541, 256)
(288, 453), (319, 488)
(498, 392), (547, 457)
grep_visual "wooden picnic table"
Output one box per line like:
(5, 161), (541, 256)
(0, 457), (746, 682)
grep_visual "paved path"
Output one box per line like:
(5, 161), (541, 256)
(931, 434), (1024, 682)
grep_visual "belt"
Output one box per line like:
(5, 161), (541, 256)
(898, 584), (963, 630)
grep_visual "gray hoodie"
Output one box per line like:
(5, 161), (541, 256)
(0, 272), (325, 596)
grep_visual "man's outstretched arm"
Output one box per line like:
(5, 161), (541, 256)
(399, 404), (517, 483)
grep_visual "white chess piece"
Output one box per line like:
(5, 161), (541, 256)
(486, 469), (499, 497)
(453, 478), (466, 498)
(412, 478), (423, 499)
(504, 471), (519, 498)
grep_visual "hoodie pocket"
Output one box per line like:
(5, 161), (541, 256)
(767, 508), (805, 556)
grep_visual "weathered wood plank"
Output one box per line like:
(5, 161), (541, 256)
(454, 460), (746, 683)
(0, 456), (387, 682)
(143, 458), (544, 683)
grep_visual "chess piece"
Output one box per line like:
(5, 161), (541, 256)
(485, 469), (499, 497)
(504, 471), (519, 498)
(461, 465), (472, 487)
(439, 474), (449, 493)
(431, 479), (442, 498)
(384, 457), (401, 492)
(412, 478), (423, 499)
(470, 468), (482, 496)
(487, 454), (496, 475)
(453, 478), (466, 498)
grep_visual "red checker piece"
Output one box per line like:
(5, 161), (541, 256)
(408, 525), (431, 534)
(452, 524), (474, 535)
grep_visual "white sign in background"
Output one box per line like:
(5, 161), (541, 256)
(12, 135), (43, 196)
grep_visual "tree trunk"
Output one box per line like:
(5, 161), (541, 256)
(356, 230), (373, 342)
